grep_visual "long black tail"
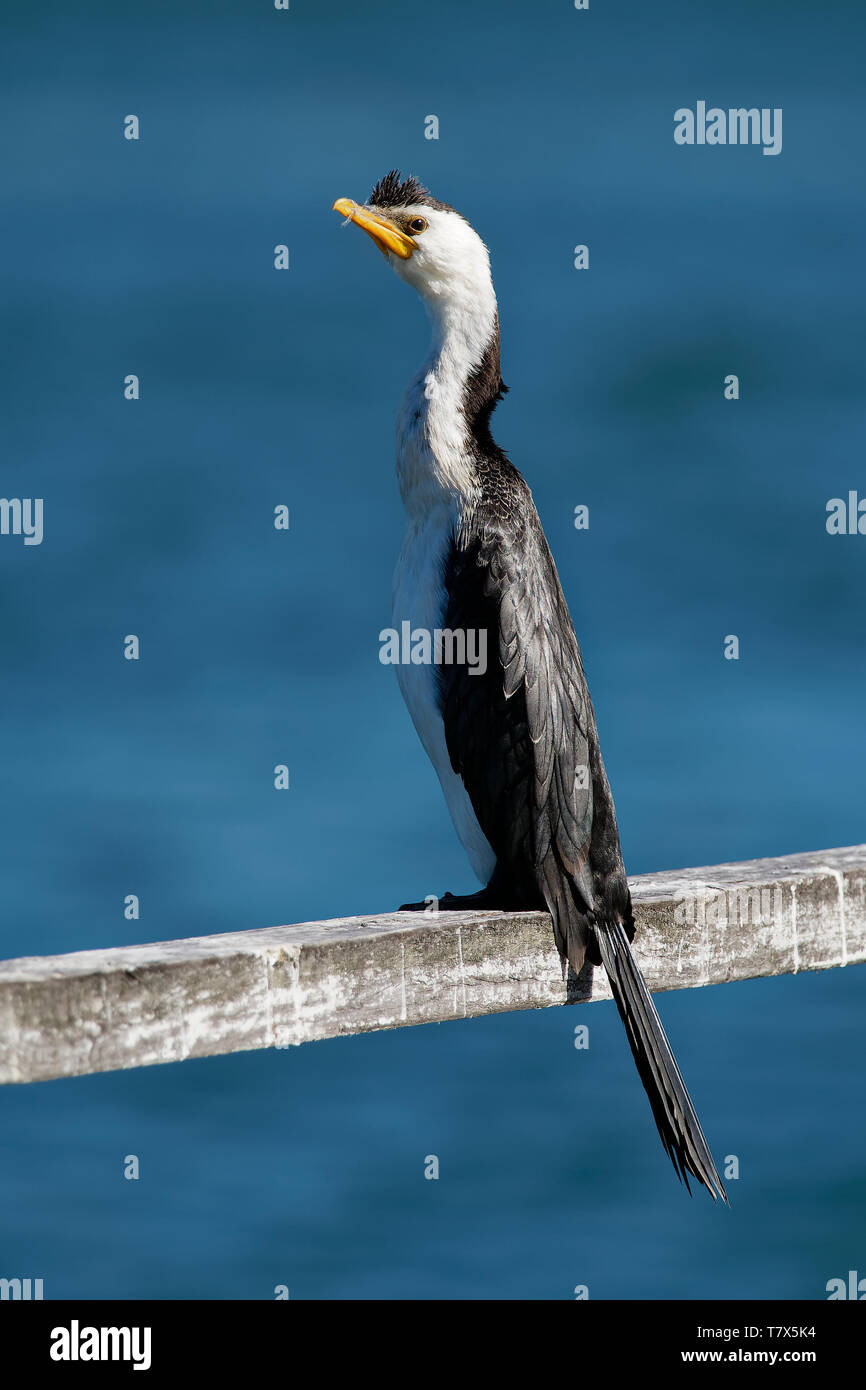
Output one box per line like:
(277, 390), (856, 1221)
(596, 917), (728, 1203)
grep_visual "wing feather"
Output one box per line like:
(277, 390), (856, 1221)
(437, 469), (727, 1199)
(440, 477), (596, 946)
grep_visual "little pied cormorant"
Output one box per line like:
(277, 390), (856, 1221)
(333, 171), (727, 1203)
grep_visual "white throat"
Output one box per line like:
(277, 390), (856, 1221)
(394, 226), (498, 518)
(386, 206), (501, 887)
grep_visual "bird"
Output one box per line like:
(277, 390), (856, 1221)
(332, 171), (727, 1202)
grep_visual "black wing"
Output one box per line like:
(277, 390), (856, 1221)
(440, 469), (616, 969)
(439, 470), (728, 1202)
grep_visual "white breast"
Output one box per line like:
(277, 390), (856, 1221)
(388, 223), (500, 889)
(391, 501), (496, 886)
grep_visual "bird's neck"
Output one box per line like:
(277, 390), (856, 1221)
(396, 284), (501, 518)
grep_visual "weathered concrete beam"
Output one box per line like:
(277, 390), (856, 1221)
(0, 845), (864, 1085)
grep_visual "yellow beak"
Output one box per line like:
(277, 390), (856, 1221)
(332, 197), (415, 260)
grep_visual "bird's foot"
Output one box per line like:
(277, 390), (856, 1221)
(397, 886), (505, 912)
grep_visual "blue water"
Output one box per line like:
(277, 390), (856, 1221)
(1, 0), (864, 1298)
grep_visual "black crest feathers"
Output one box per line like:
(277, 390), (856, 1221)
(368, 170), (452, 212)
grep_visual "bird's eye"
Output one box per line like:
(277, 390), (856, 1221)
(408, 217), (428, 234)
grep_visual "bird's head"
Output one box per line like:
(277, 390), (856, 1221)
(332, 171), (494, 318)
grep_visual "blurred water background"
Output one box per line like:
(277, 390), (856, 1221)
(0, 0), (864, 1298)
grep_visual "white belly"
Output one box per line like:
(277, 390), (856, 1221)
(391, 504), (496, 886)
